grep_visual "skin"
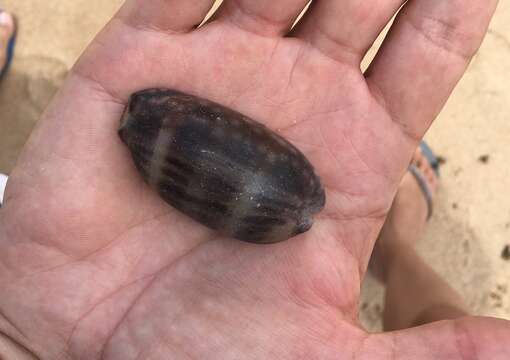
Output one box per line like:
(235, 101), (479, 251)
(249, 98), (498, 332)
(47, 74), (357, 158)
(0, 0), (508, 359)
(374, 148), (471, 331)
(371, 148), (440, 283)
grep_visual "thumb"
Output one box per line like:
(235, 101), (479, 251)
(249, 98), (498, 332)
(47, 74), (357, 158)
(372, 316), (510, 359)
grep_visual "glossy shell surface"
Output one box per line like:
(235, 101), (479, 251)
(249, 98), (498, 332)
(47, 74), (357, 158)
(119, 89), (325, 243)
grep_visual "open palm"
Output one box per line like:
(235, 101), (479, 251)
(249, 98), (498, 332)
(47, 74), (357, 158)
(1, 0), (508, 359)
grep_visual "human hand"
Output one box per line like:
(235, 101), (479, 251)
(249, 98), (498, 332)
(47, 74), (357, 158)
(1, 0), (508, 358)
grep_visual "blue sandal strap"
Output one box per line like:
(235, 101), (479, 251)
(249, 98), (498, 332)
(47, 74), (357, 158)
(420, 141), (440, 177)
(408, 164), (434, 220)
(407, 141), (441, 220)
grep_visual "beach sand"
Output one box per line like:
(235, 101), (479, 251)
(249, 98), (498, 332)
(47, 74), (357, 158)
(1, 0), (509, 331)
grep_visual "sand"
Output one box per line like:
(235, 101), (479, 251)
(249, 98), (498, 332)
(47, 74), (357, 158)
(0, 0), (509, 332)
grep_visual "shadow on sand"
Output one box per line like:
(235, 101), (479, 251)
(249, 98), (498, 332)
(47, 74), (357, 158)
(0, 54), (67, 172)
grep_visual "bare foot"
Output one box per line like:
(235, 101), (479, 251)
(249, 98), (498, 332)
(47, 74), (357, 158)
(0, 11), (15, 71)
(371, 146), (439, 281)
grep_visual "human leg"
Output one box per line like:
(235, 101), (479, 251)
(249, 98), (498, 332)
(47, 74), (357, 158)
(373, 147), (469, 331)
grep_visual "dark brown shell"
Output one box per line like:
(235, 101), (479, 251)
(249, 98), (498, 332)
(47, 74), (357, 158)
(119, 89), (325, 243)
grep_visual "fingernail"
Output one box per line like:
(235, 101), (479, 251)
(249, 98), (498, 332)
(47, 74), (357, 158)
(0, 12), (13, 28)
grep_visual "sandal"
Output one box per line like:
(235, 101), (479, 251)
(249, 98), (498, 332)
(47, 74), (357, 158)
(0, 10), (17, 81)
(408, 141), (440, 220)
(0, 173), (7, 207)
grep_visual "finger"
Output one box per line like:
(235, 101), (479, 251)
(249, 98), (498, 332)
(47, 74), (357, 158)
(214, 0), (311, 36)
(291, 0), (404, 65)
(378, 317), (510, 359)
(117, 0), (217, 33)
(365, 0), (498, 143)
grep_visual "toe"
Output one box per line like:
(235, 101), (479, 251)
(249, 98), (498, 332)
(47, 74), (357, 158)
(0, 12), (15, 70)
(0, 12), (15, 36)
(415, 146), (439, 197)
(413, 149), (423, 168)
